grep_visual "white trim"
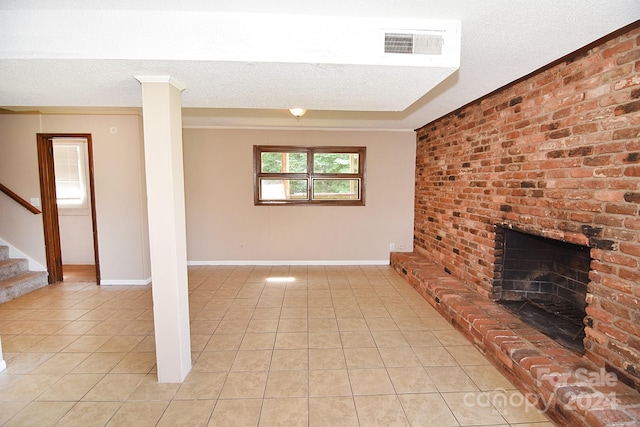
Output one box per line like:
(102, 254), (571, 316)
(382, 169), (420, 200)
(181, 125), (415, 132)
(100, 277), (152, 286)
(0, 237), (47, 272)
(135, 75), (186, 91)
(187, 260), (390, 266)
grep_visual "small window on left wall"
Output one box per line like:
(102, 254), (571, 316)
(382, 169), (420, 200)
(53, 138), (89, 211)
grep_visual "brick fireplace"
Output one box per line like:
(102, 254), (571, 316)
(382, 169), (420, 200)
(494, 225), (590, 353)
(393, 23), (640, 426)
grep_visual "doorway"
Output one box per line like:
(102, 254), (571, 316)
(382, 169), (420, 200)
(37, 134), (100, 285)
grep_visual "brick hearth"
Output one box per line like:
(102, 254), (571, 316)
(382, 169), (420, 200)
(391, 251), (640, 426)
(400, 22), (640, 427)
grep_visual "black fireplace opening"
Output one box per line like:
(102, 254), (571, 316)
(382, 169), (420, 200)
(493, 226), (591, 353)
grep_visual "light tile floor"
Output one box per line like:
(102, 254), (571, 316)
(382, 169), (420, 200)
(0, 265), (555, 426)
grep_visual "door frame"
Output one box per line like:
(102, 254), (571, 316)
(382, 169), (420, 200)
(37, 133), (101, 285)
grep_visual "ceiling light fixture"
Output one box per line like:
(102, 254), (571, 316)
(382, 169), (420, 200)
(289, 108), (307, 118)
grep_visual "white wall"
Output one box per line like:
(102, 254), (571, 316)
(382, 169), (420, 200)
(0, 114), (47, 267)
(59, 213), (94, 265)
(41, 114), (151, 283)
(183, 128), (416, 263)
(56, 138), (95, 265)
(0, 113), (151, 283)
(2, 113), (416, 285)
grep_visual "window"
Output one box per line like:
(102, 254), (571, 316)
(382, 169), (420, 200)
(53, 138), (89, 210)
(254, 145), (366, 206)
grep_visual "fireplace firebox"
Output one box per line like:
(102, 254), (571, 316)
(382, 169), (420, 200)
(493, 226), (591, 352)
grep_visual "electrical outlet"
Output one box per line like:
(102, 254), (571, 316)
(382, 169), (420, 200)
(398, 244), (404, 251)
(389, 243), (395, 251)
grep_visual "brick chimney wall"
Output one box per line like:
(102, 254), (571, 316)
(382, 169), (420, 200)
(413, 24), (640, 390)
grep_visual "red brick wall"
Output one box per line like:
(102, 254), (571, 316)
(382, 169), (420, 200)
(414, 24), (640, 389)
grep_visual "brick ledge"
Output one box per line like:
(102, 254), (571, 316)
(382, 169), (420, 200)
(390, 251), (640, 427)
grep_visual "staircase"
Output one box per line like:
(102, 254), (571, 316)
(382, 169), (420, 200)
(0, 245), (49, 304)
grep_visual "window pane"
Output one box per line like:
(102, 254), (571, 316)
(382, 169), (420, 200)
(261, 152), (307, 173)
(254, 145), (365, 206)
(312, 179), (359, 200)
(260, 179), (308, 200)
(56, 181), (83, 200)
(53, 142), (87, 206)
(313, 153), (358, 174)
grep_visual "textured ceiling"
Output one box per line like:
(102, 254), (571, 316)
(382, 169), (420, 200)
(1, 0), (639, 130)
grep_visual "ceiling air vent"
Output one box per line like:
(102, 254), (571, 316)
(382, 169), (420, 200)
(384, 32), (444, 55)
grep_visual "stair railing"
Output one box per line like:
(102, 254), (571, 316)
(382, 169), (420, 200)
(0, 182), (41, 214)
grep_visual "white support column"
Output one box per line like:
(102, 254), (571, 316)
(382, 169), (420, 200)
(136, 76), (191, 383)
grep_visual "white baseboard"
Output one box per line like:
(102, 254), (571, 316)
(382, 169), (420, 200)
(100, 277), (152, 286)
(187, 260), (390, 266)
(0, 336), (5, 373)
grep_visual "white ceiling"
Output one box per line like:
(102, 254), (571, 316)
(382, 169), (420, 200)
(1, 0), (639, 130)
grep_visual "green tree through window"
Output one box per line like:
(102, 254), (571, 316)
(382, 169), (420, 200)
(254, 146), (366, 206)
